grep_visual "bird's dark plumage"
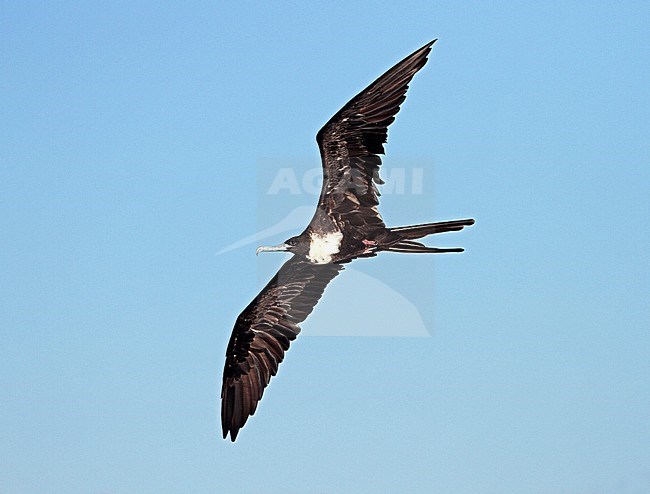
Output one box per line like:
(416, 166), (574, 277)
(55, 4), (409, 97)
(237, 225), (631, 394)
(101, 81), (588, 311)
(221, 39), (474, 441)
(314, 40), (435, 236)
(221, 256), (343, 441)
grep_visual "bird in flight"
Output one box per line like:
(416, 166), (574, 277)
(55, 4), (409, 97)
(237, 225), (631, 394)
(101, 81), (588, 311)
(221, 39), (474, 441)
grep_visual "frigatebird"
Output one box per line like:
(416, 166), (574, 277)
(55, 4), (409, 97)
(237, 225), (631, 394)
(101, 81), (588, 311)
(221, 39), (474, 441)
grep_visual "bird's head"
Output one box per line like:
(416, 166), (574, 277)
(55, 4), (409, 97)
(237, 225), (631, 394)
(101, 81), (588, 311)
(256, 234), (309, 256)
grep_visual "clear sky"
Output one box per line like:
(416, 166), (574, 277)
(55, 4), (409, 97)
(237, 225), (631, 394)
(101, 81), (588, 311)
(1, 1), (649, 493)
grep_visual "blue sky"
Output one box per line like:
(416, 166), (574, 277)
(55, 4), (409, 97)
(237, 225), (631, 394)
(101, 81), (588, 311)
(1, 1), (649, 493)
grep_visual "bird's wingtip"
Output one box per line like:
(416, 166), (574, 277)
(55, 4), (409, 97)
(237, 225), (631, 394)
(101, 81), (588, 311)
(418, 39), (437, 57)
(222, 428), (239, 442)
(423, 39), (437, 50)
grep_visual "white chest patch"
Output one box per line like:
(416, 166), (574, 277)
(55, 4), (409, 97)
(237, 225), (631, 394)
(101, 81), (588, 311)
(307, 232), (343, 264)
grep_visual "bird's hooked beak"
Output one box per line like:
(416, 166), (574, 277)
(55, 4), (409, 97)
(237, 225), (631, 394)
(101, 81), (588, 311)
(256, 243), (289, 256)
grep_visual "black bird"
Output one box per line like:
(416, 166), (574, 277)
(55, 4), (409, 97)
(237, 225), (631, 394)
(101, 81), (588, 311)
(221, 39), (474, 441)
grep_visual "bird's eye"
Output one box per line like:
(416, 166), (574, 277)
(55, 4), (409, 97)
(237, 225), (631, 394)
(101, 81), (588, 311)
(287, 239), (297, 246)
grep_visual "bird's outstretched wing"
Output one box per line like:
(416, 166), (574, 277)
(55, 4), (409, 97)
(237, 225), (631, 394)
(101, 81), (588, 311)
(221, 256), (344, 441)
(315, 40), (436, 235)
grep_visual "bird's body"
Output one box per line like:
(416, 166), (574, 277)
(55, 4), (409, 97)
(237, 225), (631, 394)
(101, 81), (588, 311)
(221, 39), (475, 441)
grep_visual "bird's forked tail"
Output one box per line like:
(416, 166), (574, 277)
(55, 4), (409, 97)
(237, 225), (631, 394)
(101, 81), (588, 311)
(386, 218), (475, 253)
